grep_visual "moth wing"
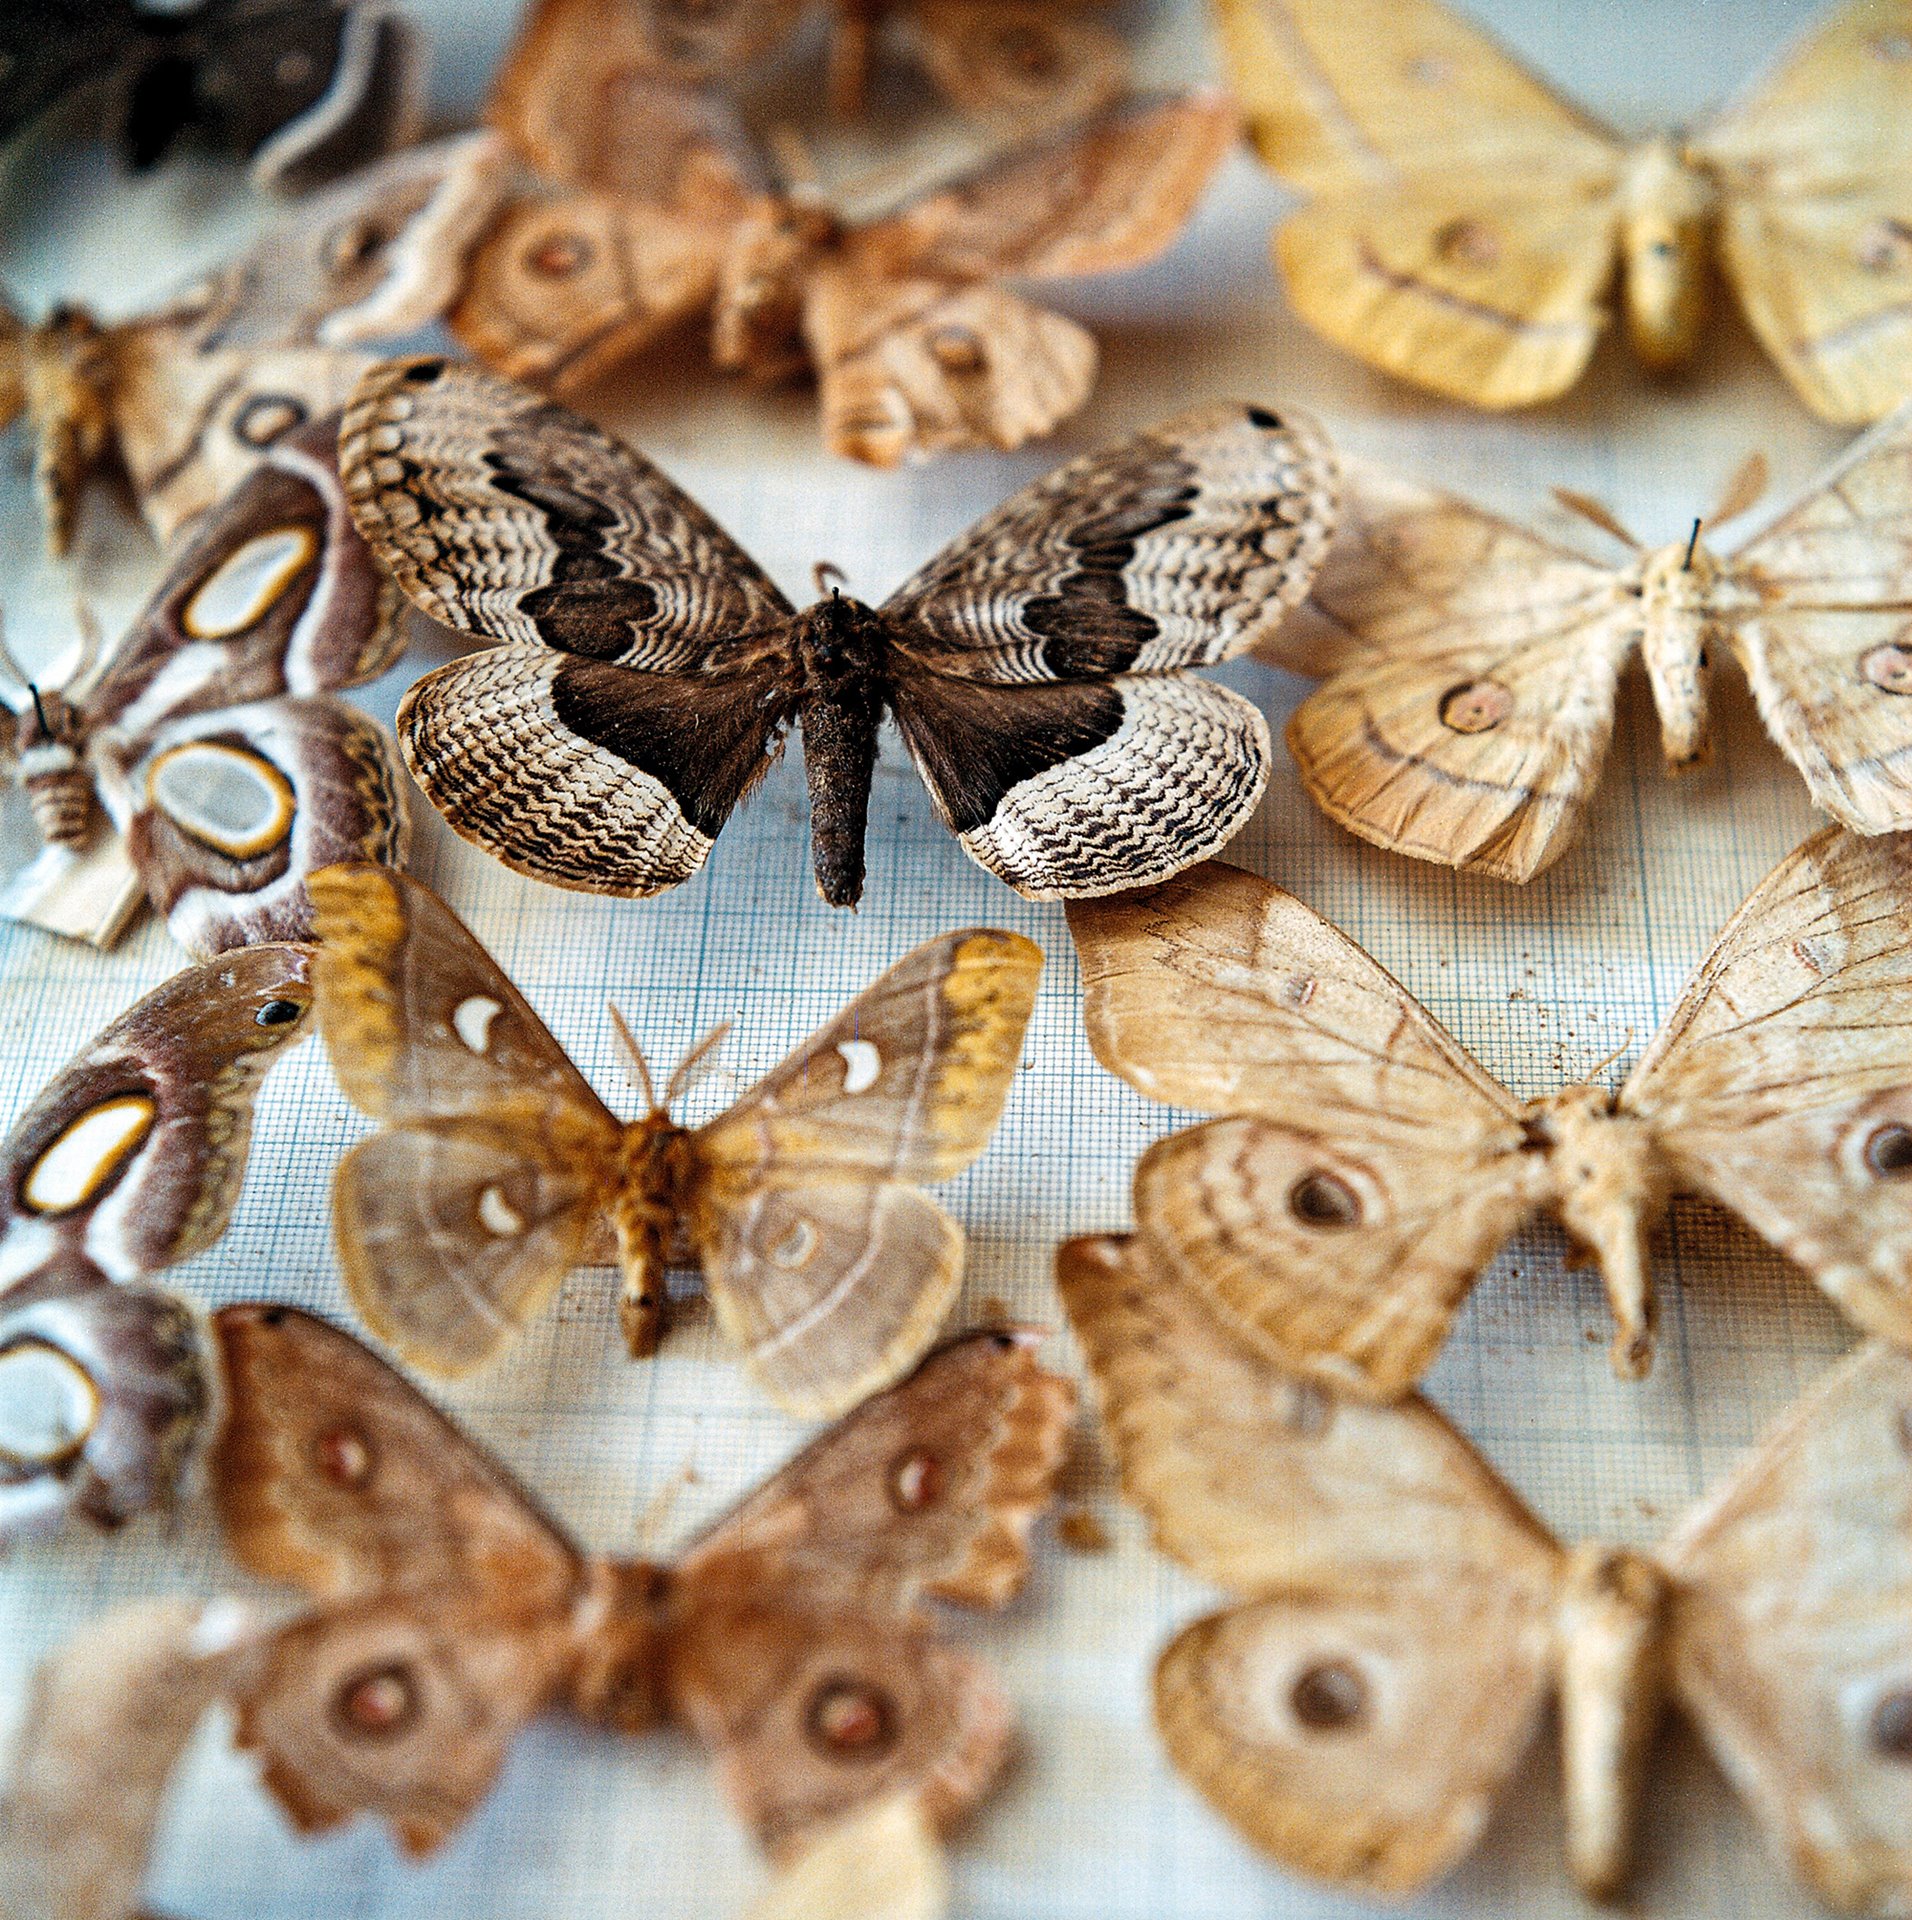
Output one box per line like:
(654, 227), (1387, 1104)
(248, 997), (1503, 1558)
(666, 1599), (1014, 1858)
(453, 187), (737, 395)
(690, 930), (1040, 1416)
(307, 862), (610, 1124)
(0, 1596), (263, 1920)
(1693, 2), (1912, 423)
(742, 1794), (947, 1920)
(340, 356), (795, 662)
(1658, 1340), (1912, 1913)
(1622, 826), (1912, 1349)
(232, 1592), (575, 1857)
(0, 942), (314, 1286)
(677, 1327), (1074, 1611)
(1722, 404), (1912, 831)
(331, 1108), (615, 1377)
(883, 403), (1338, 678)
(904, 0), (1126, 124)
(1282, 457), (1637, 880)
(209, 1300), (586, 1604)
(1057, 1233), (1562, 1894)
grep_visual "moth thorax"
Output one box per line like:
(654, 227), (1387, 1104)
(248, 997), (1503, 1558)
(13, 694), (91, 849)
(1532, 1087), (1668, 1380)
(1636, 545), (1715, 772)
(1618, 137), (1714, 370)
(1555, 1544), (1670, 1901)
(610, 1119), (693, 1360)
(566, 1559), (675, 1732)
(711, 209), (831, 380)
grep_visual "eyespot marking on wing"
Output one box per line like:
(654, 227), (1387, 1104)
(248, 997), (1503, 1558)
(0, 1342), (101, 1466)
(232, 394), (309, 449)
(452, 995), (504, 1055)
(837, 1038), (881, 1093)
(1289, 1170), (1364, 1228)
(888, 1447), (943, 1512)
(146, 742), (296, 858)
(314, 1423), (375, 1488)
(182, 527), (319, 638)
(1863, 1122), (1912, 1180)
(1861, 645), (1912, 694)
(769, 1219), (819, 1269)
(478, 1185), (525, 1237)
(22, 1094), (156, 1214)
(1440, 681), (1515, 733)
(1870, 1688), (1912, 1759)
(332, 1663), (420, 1739)
(804, 1679), (897, 1758)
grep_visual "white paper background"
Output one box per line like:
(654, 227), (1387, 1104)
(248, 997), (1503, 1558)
(0, 1), (1879, 1914)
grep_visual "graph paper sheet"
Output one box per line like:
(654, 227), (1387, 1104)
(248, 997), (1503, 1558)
(0, 1), (1878, 1913)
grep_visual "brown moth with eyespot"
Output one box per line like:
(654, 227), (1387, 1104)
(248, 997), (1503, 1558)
(0, 132), (505, 556)
(453, 73), (1235, 466)
(0, 415), (409, 958)
(307, 862), (1041, 1416)
(0, 945), (315, 1545)
(491, 0), (1127, 129)
(1059, 1233), (1912, 1910)
(0, 1303), (1073, 1903)
(341, 360), (1336, 908)
(1264, 412), (1912, 882)
(1214, 0), (1912, 423)
(1067, 831), (1912, 1400)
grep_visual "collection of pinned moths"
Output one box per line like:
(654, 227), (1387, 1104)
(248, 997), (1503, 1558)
(3, 0), (1912, 1916)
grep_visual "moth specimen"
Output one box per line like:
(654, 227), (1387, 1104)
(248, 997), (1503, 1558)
(1068, 835), (1912, 1399)
(1059, 1235), (1912, 1908)
(0, 415), (409, 957)
(0, 944), (313, 1541)
(308, 862), (1040, 1415)
(454, 79), (1234, 464)
(1215, 0), (1912, 419)
(491, 0), (1126, 129)
(0, 0), (422, 194)
(0, 1303), (1071, 1876)
(0, 131), (504, 554)
(1266, 415), (1912, 880)
(744, 1795), (949, 1920)
(342, 363), (1334, 905)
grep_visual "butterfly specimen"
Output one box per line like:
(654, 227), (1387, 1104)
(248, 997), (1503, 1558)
(1214, 0), (1912, 420)
(1068, 836), (1912, 1400)
(0, 415), (409, 957)
(455, 79), (1235, 464)
(492, 0), (1126, 129)
(1268, 415), (1912, 881)
(0, 0), (423, 194)
(342, 363), (1334, 906)
(215, 1303), (1067, 1859)
(0, 943), (313, 1542)
(0, 131), (504, 555)
(307, 862), (1040, 1414)
(1059, 1235), (1912, 1908)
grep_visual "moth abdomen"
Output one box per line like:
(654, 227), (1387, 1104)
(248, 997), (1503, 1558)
(13, 690), (93, 848)
(795, 598), (888, 909)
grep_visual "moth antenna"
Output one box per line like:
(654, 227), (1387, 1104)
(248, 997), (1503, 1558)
(66, 591), (106, 693)
(632, 1455), (699, 1554)
(667, 1020), (733, 1107)
(1704, 450), (1769, 531)
(608, 1002), (659, 1113)
(1551, 488), (1640, 550)
(0, 609), (30, 702)
(814, 560), (847, 598)
(1681, 517), (1703, 570)
(28, 683), (48, 733)
(1579, 1028), (1636, 1089)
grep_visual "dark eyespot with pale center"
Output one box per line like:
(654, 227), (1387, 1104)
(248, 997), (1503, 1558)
(1865, 1124), (1912, 1178)
(232, 394), (306, 448)
(1439, 679), (1513, 733)
(332, 1663), (418, 1739)
(804, 1679), (894, 1758)
(1862, 645), (1912, 694)
(1872, 1688), (1912, 1760)
(527, 233), (593, 279)
(889, 1448), (942, 1512)
(1290, 1659), (1367, 1732)
(402, 360), (445, 385)
(255, 998), (303, 1026)
(1289, 1171), (1361, 1228)
(1434, 217), (1499, 268)
(314, 1424), (373, 1488)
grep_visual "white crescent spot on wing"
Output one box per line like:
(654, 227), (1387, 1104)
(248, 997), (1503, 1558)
(769, 1219), (819, 1269)
(452, 995), (504, 1056)
(837, 1038), (882, 1094)
(22, 1095), (157, 1215)
(478, 1185), (525, 1237)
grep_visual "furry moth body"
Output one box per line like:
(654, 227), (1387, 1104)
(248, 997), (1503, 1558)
(342, 360), (1336, 907)
(1068, 834), (1912, 1399)
(1060, 1235), (1912, 1910)
(1217, 0), (1912, 421)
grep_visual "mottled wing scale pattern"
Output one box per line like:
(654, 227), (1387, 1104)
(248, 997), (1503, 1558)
(0, 947), (313, 1537)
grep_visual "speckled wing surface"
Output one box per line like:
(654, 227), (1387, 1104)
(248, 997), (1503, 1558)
(342, 355), (798, 894)
(880, 403), (1338, 896)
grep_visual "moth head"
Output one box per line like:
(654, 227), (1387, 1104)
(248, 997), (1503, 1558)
(711, 207), (831, 379)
